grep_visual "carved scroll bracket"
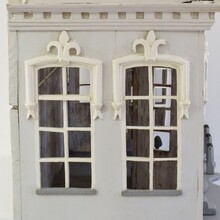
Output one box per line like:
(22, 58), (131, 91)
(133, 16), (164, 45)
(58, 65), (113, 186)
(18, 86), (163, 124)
(91, 103), (103, 120)
(179, 101), (190, 119)
(112, 102), (123, 120)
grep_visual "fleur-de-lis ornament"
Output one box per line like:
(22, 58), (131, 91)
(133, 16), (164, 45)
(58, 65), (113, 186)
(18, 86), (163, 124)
(132, 31), (166, 62)
(47, 31), (81, 64)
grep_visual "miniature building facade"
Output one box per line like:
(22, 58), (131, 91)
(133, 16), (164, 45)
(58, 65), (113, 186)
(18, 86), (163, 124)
(7, 0), (220, 220)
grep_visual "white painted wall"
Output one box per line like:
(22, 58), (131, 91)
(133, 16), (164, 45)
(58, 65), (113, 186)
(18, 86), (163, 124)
(0, 0), (13, 219)
(1, 0), (220, 219)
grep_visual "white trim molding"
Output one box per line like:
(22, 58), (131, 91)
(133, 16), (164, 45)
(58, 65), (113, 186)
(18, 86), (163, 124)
(25, 31), (103, 120)
(7, 3), (218, 31)
(204, 40), (209, 104)
(112, 30), (190, 120)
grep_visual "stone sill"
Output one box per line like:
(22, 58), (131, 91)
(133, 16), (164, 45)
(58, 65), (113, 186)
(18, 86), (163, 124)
(36, 188), (97, 195)
(122, 189), (182, 196)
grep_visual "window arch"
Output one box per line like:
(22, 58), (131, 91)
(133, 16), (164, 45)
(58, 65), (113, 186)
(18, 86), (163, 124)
(24, 31), (102, 194)
(112, 31), (190, 195)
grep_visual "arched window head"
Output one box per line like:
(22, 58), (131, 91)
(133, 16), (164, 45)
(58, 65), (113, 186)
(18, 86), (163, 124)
(25, 31), (103, 121)
(112, 30), (190, 121)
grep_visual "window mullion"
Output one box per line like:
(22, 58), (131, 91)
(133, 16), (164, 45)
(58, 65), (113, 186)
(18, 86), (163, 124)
(177, 70), (181, 190)
(62, 67), (70, 188)
(149, 66), (154, 191)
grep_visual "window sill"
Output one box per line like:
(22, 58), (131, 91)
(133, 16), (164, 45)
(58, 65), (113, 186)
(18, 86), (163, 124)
(36, 188), (97, 195)
(122, 189), (182, 197)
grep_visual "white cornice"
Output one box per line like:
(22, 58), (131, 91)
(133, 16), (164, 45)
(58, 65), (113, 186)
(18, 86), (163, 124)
(7, 3), (218, 31)
(7, 3), (220, 13)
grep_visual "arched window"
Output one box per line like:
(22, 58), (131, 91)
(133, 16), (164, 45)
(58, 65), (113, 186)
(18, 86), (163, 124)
(25, 31), (102, 194)
(112, 31), (190, 196)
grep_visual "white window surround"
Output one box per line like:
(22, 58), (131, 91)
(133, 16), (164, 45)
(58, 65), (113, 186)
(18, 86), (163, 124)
(112, 31), (189, 195)
(112, 31), (190, 121)
(25, 31), (103, 121)
(24, 31), (102, 195)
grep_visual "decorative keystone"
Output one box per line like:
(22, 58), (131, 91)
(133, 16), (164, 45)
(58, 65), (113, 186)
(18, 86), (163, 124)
(132, 30), (166, 62)
(47, 31), (81, 64)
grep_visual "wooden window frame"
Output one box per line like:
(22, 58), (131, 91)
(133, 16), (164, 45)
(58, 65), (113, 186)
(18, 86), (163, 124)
(24, 31), (103, 195)
(115, 61), (187, 196)
(112, 31), (190, 196)
(123, 65), (180, 194)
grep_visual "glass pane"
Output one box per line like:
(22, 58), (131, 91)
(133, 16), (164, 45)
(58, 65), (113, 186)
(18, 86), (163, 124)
(67, 67), (90, 95)
(38, 67), (62, 95)
(127, 161), (149, 190)
(39, 101), (63, 128)
(68, 101), (91, 127)
(154, 87), (171, 97)
(153, 161), (177, 190)
(154, 130), (177, 158)
(154, 98), (171, 107)
(69, 163), (91, 188)
(126, 129), (149, 157)
(153, 67), (177, 96)
(68, 131), (91, 157)
(126, 100), (149, 126)
(125, 67), (149, 96)
(40, 132), (64, 158)
(40, 162), (65, 188)
(154, 99), (177, 127)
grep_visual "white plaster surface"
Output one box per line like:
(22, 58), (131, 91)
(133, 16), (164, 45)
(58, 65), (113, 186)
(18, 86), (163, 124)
(0, 0), (13, 220)
(1, 1), (220, 220)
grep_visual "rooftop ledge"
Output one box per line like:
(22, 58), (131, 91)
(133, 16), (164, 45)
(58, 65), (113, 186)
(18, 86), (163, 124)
(8, 2), (219, 31)
(7, 2), (220, 13)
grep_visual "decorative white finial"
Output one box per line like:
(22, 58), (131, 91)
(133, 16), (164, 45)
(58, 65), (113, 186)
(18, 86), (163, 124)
(47, 31), (81, 64)
(132, 31), (166, 62)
